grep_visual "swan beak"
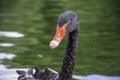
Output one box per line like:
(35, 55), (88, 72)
(49, 23), (68, 49)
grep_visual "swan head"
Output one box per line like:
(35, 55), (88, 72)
(49, 11), (79, 49)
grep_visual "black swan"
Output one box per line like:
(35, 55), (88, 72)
(16, 11), (79, 80)
(49, 11), (79, 80)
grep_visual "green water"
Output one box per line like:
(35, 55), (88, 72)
(0, 0), (120, 76)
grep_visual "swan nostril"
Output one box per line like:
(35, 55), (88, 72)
(49, 40), (59, 49)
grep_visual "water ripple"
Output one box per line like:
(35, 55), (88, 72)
(0, 43), (14, 47)
(0, 53), (16, 60)
(0, 31), (24, 38)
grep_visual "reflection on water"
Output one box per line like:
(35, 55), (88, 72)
(73, 75), (120, 80)
(0, 53), (16, 69)
(0, 53), (17, 80)
(0, 43), (14, 47)
(0, 31), (24, 37)
(0, 31), (23, 80)
(0, 52), (119, 80)
(0, 31), (19, 68)
(0, 52), (18, 80)
(0, 64), (7, 69)
(0, 68), (28, 80)
(0, 68), (120, 80)
(0, 69), (17, 80)
(0, 31), (120, 80)
(0, 53), (16, 60)
(0, 31), (24, 68)
(38, 54), (43, 58)
(0, 53), (25, 80)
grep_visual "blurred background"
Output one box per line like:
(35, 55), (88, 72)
(0, 0), (120, 76)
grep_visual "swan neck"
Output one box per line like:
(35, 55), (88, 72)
(59, 27), (79, 80)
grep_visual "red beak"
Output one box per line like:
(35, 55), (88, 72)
(49, 23), (68, 49)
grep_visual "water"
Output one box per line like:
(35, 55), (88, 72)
(0, 43), (14, 47)
(0, 31), (120, 80)
(0, 53), (16, 59)
(0, 0), (120, 79)
(0, 66), (28, 80)
(0, 52), (19, 80)
(1, 30), (120, 80)
(0, 31), (24, 80)
(0, 65), (120, 80)
(0, 31), (24, 38)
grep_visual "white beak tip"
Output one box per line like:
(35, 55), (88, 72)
(49, 40), (59, 49)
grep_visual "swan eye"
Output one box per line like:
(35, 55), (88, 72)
(68, 19), (72, 25)
(58, 21), (66, 27)
(58, 17), (67, 27)
(58, 22), (63, 27)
